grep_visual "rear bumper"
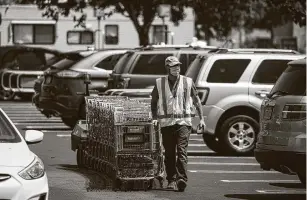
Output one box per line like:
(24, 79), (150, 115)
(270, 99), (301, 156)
(254, 148), (306, 175)
(38, 96), (80, 117)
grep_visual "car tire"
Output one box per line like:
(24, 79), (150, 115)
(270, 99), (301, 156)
(298, 173), (306, 185)
(0, 89), (15, 101)
(61, 117), (78, 128)
(219, 115), (259, 155)
(202, 134), (221, 153)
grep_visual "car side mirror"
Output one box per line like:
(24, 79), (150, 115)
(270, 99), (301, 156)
(25, 130), (44, 145)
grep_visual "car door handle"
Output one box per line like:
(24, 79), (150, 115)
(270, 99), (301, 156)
(255, 90), (270, 98)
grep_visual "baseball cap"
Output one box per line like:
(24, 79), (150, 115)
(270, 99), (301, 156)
(165, 56), (182, 67)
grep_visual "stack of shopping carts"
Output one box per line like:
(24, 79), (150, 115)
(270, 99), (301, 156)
(81, 96), (164, 191)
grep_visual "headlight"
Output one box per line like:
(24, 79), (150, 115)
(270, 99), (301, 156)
(18, 157), (45, 180)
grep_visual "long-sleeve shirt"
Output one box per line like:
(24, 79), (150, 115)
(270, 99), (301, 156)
(151, 75), (199, 120)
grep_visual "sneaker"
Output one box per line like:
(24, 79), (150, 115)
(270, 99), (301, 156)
(166, 181), (177, 190)
(177, 179), (187, 192)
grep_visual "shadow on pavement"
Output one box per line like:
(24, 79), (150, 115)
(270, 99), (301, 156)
(269, 182), (306, 189)
(224, 194), (306, 200)
(55, 164), (113, 192)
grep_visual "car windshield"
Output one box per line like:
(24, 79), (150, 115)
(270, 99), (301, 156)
(113, 52), (134, 74)
(40, 56), (62, 71)
(185, 54), (208, 82)
(70, 51), (122, 70)
(0, 111), (21, 143)
(270, 64), (306, 96)
(49, 51), (96, 70)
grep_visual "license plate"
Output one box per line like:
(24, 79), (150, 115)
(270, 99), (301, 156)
(263, 106), (273, 120)
(124, 134), (144, 143)
(20, 77), (36, 88)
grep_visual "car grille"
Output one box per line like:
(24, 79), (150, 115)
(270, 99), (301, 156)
(0, 174), (11, 182)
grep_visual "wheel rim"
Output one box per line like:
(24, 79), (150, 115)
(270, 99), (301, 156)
(227, 122), (256, 151)
(0, 89), (15, 100)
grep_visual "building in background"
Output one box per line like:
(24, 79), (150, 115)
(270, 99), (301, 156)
(0, 5), (195, 51)
(204, 22), (306, 53)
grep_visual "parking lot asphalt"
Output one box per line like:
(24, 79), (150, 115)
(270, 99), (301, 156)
(1, 101), (306, 200)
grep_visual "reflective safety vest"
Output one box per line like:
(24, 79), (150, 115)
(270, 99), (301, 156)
(156, 75), (194, 128)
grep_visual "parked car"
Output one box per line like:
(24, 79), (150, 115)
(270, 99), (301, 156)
(185, 50), (305, 155)
(108, 45), (218, 90)
(33, 49), (98, 109)
(255, 58), (306, 185)
(37, 49), (127, 128)
(0, 45), (63, 100)
(0, 108), (48, 200)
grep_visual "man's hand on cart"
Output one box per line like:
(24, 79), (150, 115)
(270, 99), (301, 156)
(197, 119), (206, 134)
(152, 119), (158, 126)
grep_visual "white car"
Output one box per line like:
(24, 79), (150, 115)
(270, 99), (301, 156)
(0, 108), (48, 200)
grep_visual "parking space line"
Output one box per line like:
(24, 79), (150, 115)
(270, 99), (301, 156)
(25, 125), (70, 129)
(189, 139), (203, 141)
(256, 189), (306, 194)
(189, 162), (259, 166)
(189, 144), (207, 147)
(189, 170), (278, 173)
(188, 156), (255, 159)
(42, 130), (71, 134)
(221, 180), (300, 183)
(14, 121), (63, 124)
(56, 134), (71, 137)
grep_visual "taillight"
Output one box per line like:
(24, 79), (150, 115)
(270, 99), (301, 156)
(282, 104), (306, 120)
(44, 75), (53, 84)
(56, 70), (83, 78)
(116, 78), (130, 88)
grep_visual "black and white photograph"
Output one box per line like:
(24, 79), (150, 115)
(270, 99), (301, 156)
(0, 0), (306, 199)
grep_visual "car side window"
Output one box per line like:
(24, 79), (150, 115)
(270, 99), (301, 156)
(206, 59), (251, 83)
(188, 54), (197, 66)
(95, 54), (123, 71)
(132, 54), (172, 74)
(179, 54), (198, 75)
(252, 59), (292, 84)
(179, 54), (188, 75)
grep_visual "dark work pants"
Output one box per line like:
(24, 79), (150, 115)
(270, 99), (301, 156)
(161, 124), (191, 183)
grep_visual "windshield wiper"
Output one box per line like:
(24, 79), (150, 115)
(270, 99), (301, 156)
(267, 90), (289, 98)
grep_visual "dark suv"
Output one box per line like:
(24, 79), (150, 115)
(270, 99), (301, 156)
(108, 45), (218, 90)
(36, 49), (126, 128)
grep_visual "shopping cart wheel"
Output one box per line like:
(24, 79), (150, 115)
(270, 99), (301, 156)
(121, 181), (128, 192)
(143, 180), (149, 191)
(112, 178), (121, 192)
(148, 179), (154, 190)
(156, 176), (164, 188)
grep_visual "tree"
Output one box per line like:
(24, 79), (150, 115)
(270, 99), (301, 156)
(243, 0), (305, 45)
(30, 0), (187, 46)
(266, 0), (306, 26)
(191, 0), (259, 42)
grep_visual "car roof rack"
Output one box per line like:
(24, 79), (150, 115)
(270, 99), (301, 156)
(134, 44), (219, 51)
(208, 48), (300, 54)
